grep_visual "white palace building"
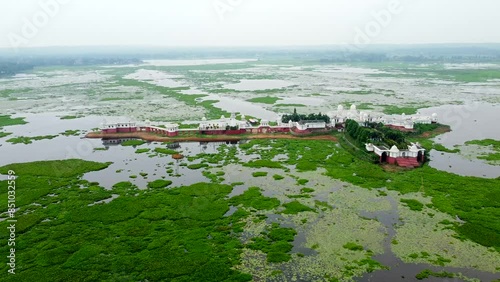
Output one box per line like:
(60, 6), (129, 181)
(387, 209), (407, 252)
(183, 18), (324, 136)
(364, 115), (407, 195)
(327, 104), (437, 130)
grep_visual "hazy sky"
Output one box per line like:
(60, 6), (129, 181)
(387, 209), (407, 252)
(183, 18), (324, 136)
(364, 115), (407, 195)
(1, 0), (499, 49)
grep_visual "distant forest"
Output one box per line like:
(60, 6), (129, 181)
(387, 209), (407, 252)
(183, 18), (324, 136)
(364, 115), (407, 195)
(1, 44), (500, 76)
(0, 56), (142, 77)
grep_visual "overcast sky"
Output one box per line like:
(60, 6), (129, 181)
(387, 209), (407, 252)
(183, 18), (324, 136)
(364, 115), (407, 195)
(1, 0), (499, 49)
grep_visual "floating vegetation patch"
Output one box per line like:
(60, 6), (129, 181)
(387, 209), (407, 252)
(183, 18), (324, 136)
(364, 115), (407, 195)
(120, 139), (146, 146)
(243, 160), (284, 169)
(187, 163), (209, 170)
(282, 201), (315, 214)
(135, 148), (150, 154)
(230, 187), (280, 210)
(392, 193), (500, 273)
(0, 131), (12, 138)
(0, 115), (27, 127)
(463, 139), (500, 165)
(272, 174), (285, 180)
(154, 147), (177, 155)
(400, 198), (424, 211)
(60, 129), (81, 136)
(147, 179), (173, 189)
(6, 135), (58, 145)
(343, 242), (364, 251)
(382, 105), (422, 115)
(252, 171), (268, 177)
(297, 179), (309, 185)
(246, 96), (281, 104)
(0, 160), (254, 281)
(247, 223), (297, 263)
(433, 143), (460, 153)
(60, 115), (82, 120)
(415, 269), (454, 280)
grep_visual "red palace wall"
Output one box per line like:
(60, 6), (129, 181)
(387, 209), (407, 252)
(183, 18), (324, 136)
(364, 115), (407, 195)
(201, 129), (246, 135)
(225, 129), (246, 135)
(387, 156), (397, 165)
(102, 128), (117, 134)
(117, 127), (137, 133)
(167, 132), (178, 137)
(270, 127), (290, 133)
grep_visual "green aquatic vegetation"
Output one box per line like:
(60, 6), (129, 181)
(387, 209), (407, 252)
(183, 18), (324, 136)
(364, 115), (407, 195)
(433, 144), (460, 153)
(465, 139), (500, 148)
(274, 103), (306, 108)
(147, 179), (173, 189)
(314, 200), (332, 211)
(129, 175), (137, 179)
(282, 201), (315, 214)
(139, 172), (148, 177)
(287, 194), (311, 199)
(202, 170), (225, 183)
(382, 105), (421, 115)
(59, 115), (80, 120)
(343, 242), (364, 251)
(121, 140), (146, 146)
(272, 174), (284, 180)
(243, 160), (284, 169)
(252, 171), (268, 177)
(135, 148), (150, 154)
(154, 147), (177, 155)
(400, 199), (424, 211)
(230, 187), (280, 210)
(187, 163), (209, 170)
(296, 160), (318, 171)
(60, 129), (81, 136)
(6, 135), (58, 144)
(415, 269), (454, 280)
(247, 223), (297, 263)
(0, 159), (254, 281)
(300, 188), (315, 193)
(0, 131), (12, 138)
(354, 258), (385, 273)
(246, 96), (281, 104)
(297, 179), (309, 185)
(464, 139), (500, 164)
(0, 115), (27, 127)
(112, 181), (138, 193)
(0, 159), (111, 178)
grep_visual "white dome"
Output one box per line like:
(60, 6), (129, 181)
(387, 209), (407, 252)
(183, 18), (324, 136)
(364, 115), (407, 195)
(202, 117), (207, 121)
(432, 113), (437, 118)
(220, 115), (225, 119)
(338, 104), (344, 111)
(350, 104), (356, 111)
(390, 145), (400, 153)
(241, 114), (246, 119)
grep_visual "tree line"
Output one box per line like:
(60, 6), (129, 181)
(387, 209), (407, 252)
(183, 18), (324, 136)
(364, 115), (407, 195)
(281, 108), (331, 124)
(345, 119), (407, 148)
